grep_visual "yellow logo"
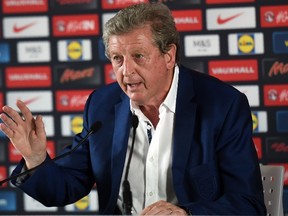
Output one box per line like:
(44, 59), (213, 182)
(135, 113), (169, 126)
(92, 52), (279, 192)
(67, 41), (82, 60)
(71, 116), (83, 134)
(74, 195), (89, 210)
(251, 112), (258, 131)
(238, 34), (254, 54)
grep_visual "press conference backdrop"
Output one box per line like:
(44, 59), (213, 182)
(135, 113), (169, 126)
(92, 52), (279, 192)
(0, 0), (287, 214)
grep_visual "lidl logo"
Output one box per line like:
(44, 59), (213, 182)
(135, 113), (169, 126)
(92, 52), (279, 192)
(228, 32), (264, 55)
(238, 34), (255, 54)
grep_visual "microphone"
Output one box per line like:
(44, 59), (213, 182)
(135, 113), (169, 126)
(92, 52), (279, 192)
(0, 121), (102, 186)
(122, 114), (139, 215)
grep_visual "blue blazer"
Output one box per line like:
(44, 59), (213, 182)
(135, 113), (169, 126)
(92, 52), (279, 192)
(12, 65), (266, 215)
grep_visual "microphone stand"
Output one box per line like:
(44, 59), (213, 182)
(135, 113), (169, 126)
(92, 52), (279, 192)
(122, 114), (139, 215)
(0, 121), (102, 186)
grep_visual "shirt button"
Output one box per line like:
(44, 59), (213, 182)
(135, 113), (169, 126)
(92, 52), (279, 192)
(149, 192), (153, 196)
(149, 156), (154, 162)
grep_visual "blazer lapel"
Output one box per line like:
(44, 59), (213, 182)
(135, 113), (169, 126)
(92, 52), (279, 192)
(172, 67), (197, 202)
(108, 93), (131, 209)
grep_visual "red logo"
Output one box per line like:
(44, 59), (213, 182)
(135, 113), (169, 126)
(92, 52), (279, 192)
(9, 143), (22, 163)
(208, 59), (258, 81)
(261, 5), (288, 28)
(6, 66), (51, 88)
(217, 13), (243, 24)
(56, 90), (93, 111)
(253, 137), (262, 160)
(3, 0), (48, 14)
(206, 0), (254, 4)
(46, 141), (55, 159)
(0, 166), (7, 187)
(172, 10), (202, 32)
(104, 64), (116, 85)
(264, 85), (288, 106)
(13, 22), (36, 33)
(268, 61), (288, 77)
(101, 0), (149, 9)
(53, 14), (99, 37)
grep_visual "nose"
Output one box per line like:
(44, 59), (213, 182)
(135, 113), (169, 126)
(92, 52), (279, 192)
(122, 58), (135, 77)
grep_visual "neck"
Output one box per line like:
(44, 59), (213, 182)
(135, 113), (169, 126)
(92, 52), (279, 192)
(140, 105), (159, 128)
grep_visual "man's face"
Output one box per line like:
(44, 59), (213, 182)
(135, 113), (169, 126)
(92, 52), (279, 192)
(107, 26), (176, 107)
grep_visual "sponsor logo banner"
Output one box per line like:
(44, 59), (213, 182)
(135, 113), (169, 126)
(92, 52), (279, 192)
(273, 32), (288, 54)
(252, 111), (268, 133)
(6, 66), (51, 88)
(17, 41), (51, 63)
(50, 0), (97, 10)
(7, 90), (53, 112)
(161, 0), (201, 6)
(101, 0), (149, 9)
(253, 137), (262, 160)
(262, 58), (288, 82)
(206, 0), (254, 3)
(261, 5), (288, 28)
(206, 7), (256, 30)
(61, 115), (83, 136)
(184, 34), (220, 57)
(276, 111), (288, 132)
(53, 14), (99, 37)
(233, 85), (259, 107)
(24, 194), (57, 211)
(263, 84), (288, 106)
(266, 137), (288, 162)
(228, 32), (264, 55)
(3, 16), (49, 39)
(102, 13), (116, 32)
(104, 64), (116, 85)
(0, 166), (7, 187)
(0, 191), (17, 211)
(0, 43), (10, 63)
(58, 39), (92, 62)
(54, 65), (102, 88)
(2, 0), (48, 14)
(209, 59), (258, 81)
(9, 143), (22, 162)
(42, 116), (55, 137)
(172, 10), (202, 32)
(55, 90), (93, 111)
(65, 190), (98, 211)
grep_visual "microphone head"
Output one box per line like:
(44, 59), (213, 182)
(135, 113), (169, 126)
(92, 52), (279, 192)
(131, 114), (139, 129)
(90, 121), (102, 134)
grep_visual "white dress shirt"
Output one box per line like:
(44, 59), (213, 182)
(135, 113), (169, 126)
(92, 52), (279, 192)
(117, 66), (179, 214)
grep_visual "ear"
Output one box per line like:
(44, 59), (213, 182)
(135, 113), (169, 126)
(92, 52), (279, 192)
(165, 44), (177, 69)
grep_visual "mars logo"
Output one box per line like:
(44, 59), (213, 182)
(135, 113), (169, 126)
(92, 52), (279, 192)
(269, 61), (288, 77)
(238, 34), (254, 54)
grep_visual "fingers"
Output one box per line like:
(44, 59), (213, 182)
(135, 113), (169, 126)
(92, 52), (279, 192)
(140, 200), (188, 215)
(16, 100), (34, 122)
(35, 115), (46, 138)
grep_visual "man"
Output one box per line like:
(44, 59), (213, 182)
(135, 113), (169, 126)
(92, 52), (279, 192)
(0, 2), (266, 215)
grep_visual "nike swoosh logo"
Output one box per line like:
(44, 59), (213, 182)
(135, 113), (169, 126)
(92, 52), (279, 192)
(217, 12), (243, 25)
(22, 97), (40, 106)
(13, 22), (36, 33)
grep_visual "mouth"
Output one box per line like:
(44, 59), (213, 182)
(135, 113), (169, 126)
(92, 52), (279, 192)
(125, 82), (142, 90)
